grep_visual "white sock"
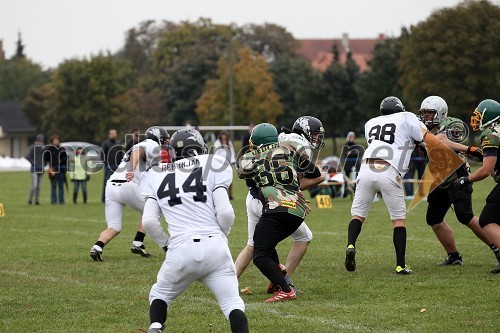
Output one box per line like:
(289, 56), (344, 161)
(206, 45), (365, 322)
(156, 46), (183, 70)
(133, 241), (143, 247)
(92, 245), (103, 252)
(149, 322), (163, 329)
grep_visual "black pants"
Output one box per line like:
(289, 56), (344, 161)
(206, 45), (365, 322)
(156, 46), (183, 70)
(253, 212), (304, 292)
(426, 182), (474, 226)
(479, 183), (500, 227)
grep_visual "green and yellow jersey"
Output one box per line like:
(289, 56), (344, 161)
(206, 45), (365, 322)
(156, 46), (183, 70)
(237, 140), (312, 218)
(480, 124), (500, 183)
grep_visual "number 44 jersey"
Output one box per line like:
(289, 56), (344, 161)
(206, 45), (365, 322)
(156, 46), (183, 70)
(142, 154), (232, 248)
(363, 111), (424, 176)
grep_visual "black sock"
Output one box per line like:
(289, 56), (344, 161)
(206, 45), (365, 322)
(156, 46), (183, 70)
(150, 299), (168, 325)
(393, 226), (406, 267)
(229, 309), (249, 333)
(347, 219), (363, 247)
(448, 251), (461, 259)
(134, 231), (146, 242)
(253, 256), (290, 293)
(95, 241), (105, 249)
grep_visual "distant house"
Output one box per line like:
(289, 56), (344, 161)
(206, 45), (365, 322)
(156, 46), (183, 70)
(297, 34), (385, 72)
(0, 101), (37, 158)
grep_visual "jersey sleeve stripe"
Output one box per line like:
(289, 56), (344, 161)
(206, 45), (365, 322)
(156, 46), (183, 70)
(213, 185), (228, 192)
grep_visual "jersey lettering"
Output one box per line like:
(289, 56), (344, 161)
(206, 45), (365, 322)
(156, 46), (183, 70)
(368, 123), (396, 144)
(157, 167), (208, 206)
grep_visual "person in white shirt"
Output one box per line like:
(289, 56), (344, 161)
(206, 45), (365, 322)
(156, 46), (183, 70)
(234, 116), (325, 293)
(345, 97), (427, 274)
(89, 126), (169, 262)
(142, 128), (248, 333)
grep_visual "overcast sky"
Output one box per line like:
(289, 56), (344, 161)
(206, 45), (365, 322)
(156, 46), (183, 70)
(1, 0), (494, 69)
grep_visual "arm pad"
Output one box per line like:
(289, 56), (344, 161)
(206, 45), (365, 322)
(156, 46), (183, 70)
(213, 187), (235, 235)
(304, 166), (321, 179)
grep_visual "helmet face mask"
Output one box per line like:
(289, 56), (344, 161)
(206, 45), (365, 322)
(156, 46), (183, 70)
(419, 96), (448, 128)
(292, 116), (325, 149)
(419, 109), (439, 127)
(471, 99), (500, 131)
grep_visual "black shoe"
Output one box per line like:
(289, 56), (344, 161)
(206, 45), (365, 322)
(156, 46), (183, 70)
(131, 244), (152, 257)
(28, 201), (32, 205)
(90, 246), (104, 262)
(436, 255), (463, 266)
(396, 265), (413, 275)
(35, 202), (40, 205)
(345, 245), (356, 272)
(147, 325), (164, 333)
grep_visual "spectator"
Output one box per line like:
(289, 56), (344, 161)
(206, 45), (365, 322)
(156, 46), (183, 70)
(214, 130), (236, 199)
(403, 145), (427, 199)
(341, 131), (361, 179)
(241, 122), (255, 155)
(69, 147), (89, 204)
(43, 134), (67, 205)
(125, 128), (141, 152)
(101, 129), (124, 202)
(26, 134), (46, 205)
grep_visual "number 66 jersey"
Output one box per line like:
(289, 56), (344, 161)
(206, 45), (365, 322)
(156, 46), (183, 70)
(363, 111), (425, 176)
(142, 154), (233, 249)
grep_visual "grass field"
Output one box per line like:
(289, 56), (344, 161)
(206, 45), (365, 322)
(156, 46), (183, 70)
(0, 170), (498, 333)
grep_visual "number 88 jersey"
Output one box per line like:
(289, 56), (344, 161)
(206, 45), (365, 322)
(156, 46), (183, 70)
(363, 111), (425, 175)
(142, 154), (232, 245)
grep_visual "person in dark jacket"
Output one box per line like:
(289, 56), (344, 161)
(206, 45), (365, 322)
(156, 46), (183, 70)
(101, 129), (124, 202)
(26, 134), (46, 205)
(43, 134), (68, 205)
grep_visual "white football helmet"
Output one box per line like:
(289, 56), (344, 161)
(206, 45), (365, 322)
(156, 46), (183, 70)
(419, 96), (448, 128)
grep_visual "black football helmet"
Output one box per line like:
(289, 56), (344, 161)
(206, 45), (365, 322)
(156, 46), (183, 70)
(291, 116), (325, 149)
(145, 126), (169, 145)
(380, 96), (405, 115)
(169, 128), (207, 160)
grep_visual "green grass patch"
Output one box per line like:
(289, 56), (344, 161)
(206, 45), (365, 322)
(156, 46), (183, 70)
(0, 170), (498, 332)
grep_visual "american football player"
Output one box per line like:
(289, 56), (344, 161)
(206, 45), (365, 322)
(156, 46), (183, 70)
(142, 128), (248, 332)
(234, 116), (325, 293)
(419, 96), (497, 267)
(89, 126), (168, 261)
(455, 99), (500, 273)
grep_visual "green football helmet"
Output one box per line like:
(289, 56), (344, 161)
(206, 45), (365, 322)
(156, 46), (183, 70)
(471, 99), (500, 131)
(250, 123), (278, 147)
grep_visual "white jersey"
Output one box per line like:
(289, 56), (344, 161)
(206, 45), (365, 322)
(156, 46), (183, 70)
(109, 139), (161, 184)
(362, 111), (424, 175)
(278, 132), (312, 159)
(143, 154), (232, 248)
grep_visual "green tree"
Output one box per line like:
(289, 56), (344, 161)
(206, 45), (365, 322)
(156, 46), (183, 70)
(37, 55), (132, 142)
(238, 23), (298, 61)
(153, 18), (234, 125)
(356, 29), (409, 120)
(399, 0), (500, 117)
(196, 47), (283, 125)
(0, 58), (48, 101)
(270, 56), (320, 126)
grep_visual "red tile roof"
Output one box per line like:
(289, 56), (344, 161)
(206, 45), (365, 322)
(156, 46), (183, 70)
(298, 35), (384, 72)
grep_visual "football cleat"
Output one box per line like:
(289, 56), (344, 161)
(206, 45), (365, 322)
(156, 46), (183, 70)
(264, 288), (296, 303)
(436, 255), (464, 266)
(491, 264), (500, 274)
(345, 245), (356, 272)
(266, 263), (287, 294)
(90, 246), (104, 262)
(147, 325), (164, 333)
(396, 265), (413, 275)
(131, 245), (152, 257)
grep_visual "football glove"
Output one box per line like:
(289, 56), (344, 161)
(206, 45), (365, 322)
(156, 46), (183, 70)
(466, 146), (483, 162)
(454, 176), (470, 191)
